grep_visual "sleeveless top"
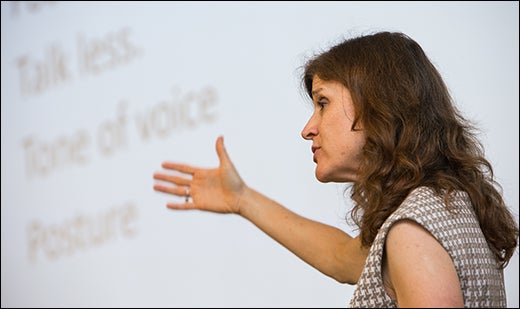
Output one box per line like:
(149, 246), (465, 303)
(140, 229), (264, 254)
(349, 186), (506, 308)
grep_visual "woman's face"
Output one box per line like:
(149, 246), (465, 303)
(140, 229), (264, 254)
(301, 76), (365, 183)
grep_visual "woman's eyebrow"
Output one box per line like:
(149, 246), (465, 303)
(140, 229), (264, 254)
(311, 88), (323, 98)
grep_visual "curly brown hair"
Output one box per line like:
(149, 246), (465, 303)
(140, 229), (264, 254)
(302, 31), (518, 268)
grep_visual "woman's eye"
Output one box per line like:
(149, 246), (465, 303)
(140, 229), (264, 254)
(317, 101), (327, 109)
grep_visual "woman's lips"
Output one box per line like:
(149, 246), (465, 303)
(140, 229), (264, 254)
(312, 146), (320, 163)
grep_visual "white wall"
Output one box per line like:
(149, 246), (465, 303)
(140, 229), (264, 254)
(2, 1), (518, 307)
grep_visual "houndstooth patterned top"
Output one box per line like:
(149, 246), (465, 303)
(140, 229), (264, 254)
(349, 186), (506, 308)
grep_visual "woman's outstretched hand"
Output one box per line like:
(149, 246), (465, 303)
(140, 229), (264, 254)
(153, 136), (246, 214)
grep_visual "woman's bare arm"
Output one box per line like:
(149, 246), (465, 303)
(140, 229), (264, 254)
(153, 136), (368, 284)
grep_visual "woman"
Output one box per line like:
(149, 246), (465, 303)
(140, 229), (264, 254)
(153, 31), (518, 307)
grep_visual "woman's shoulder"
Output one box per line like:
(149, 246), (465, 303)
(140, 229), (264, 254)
(399, 186), (470, 213)
(383, 186), (475, 232)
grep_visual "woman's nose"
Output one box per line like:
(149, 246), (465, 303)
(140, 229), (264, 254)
(301, 115), (318, 140)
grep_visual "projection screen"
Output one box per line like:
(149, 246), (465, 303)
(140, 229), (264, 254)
(2, 1), (518, 307)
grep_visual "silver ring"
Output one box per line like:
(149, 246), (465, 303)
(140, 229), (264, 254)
(185, 186), (190, 202)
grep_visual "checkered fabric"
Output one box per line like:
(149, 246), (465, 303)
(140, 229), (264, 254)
(349, 186), (506, 308)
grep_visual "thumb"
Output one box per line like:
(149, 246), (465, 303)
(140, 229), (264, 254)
(215, 135), (231, 166)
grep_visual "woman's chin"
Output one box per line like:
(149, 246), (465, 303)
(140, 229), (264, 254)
(315, 168), (355, 183)
(315, 170), (332, 183)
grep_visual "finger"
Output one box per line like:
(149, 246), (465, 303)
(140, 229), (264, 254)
(161, 162), (196, 175)
(215, 135), (231, 165)
(153, 173), (191, 186)
(153, 184), (190, 197)
(166, 202), (195, 210)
